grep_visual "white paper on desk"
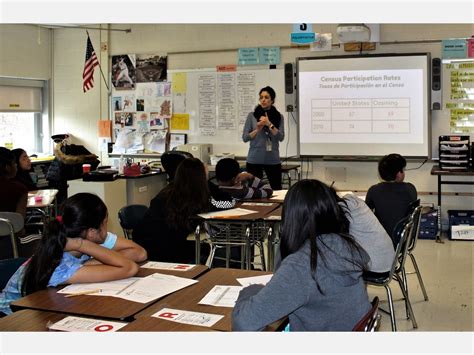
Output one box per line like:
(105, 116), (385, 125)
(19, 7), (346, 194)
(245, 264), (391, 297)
(265, 215), (281, 221)
(197, 208), (256, 219)
(114, 273), (198, 303)
(141, 261), (196, 271)
(337, 191), (354, 198)
(237, 274), (273, 287)
(57, 277), (140, 297)
(269, 190), (287, 201)
(240, 202), (274, 206)
(152, 308), (224, 327)
(198, 285), (243, 308)
(58, 274), (198, 303)
(48, 316), (127, 332)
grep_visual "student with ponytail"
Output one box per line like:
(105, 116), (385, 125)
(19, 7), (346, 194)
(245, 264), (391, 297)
(0, 193), (146, 316)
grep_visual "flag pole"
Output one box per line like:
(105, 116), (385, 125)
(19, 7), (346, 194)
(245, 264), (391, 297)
(86, 30), (110, 92)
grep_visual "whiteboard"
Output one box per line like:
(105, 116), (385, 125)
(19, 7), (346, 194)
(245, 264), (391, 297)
(168, 68), (298, 158)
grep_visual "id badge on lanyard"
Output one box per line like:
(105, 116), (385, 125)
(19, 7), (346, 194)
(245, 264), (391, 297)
(266, 139), (272, 152)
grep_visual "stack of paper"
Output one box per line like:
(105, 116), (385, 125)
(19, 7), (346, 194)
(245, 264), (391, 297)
(58, 273), (198, 303)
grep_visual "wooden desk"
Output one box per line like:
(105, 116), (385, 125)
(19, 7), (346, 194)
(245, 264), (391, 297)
(10, 266), (208, 321)
(27, 189), (59, 216)
(0, 309), (67, 331)
(195, 202), (280, 269)
(430, 165), (474, 241)
(134, 268), (274, 331)
(119, 317), (217, 331)
(137, 264), (208, 279)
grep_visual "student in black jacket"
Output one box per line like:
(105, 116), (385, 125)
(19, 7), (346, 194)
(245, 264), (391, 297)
(133, 158), (235, 264)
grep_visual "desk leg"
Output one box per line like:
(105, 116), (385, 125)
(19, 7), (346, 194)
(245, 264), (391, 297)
(436, 175), (444, 244)
(194, 225), (201, 264)
(267, 226), (274, 272)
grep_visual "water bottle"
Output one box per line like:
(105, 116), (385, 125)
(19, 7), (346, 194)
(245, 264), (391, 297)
(119, 155), (125, 174)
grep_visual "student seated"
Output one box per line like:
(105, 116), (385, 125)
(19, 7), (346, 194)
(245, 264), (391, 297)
(133, 158), (212, 264)
(365, 153), (417, 245)
(0, 193), (146, 316)
(12, 148), (37, 191)
(214, 158), (273, 200)
(0, 147), (27, 219)
(232, 179), (370, 331)
(339, 192), (394, 273)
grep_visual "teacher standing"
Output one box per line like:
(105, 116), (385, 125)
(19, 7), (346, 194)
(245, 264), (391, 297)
(242, 86), (285, 190)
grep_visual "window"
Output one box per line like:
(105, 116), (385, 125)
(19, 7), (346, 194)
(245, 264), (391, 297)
(0, 79), (51, 154)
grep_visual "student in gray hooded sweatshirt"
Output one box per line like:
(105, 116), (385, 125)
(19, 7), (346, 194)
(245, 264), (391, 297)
(232, 179), (370, 331)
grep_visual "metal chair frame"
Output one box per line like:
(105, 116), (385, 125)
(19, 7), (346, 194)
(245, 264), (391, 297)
(195, 220), (267, 270)
(352, 296), (380, 332)
(364, 215), (417, 331)
(0, 212), (24, 259)
(405, 204), (429, 302)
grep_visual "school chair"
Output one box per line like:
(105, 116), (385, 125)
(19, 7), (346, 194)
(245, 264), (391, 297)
(195, 221), (267, 270)
(0, 212), (43, 260)
(0, 212), (23, 259)
(404, 202), (429, 302)
(363, 215), (417, 331)
(160, 150), (193, 182)
(118, 204), (148, 240)
(352, 296), (380, 332)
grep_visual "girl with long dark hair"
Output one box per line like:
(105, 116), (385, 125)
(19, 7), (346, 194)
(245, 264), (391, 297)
(0, 193), (146, 316)
(0, 147), (27, 219)
(133, 158), (211, 263)
(11, 148), (36, 191)
(232, 179), (371, 331)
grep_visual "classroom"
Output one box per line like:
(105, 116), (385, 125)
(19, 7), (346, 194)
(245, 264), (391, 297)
(0, 1), (472, 354)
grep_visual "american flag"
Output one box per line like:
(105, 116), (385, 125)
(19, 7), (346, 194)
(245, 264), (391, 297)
(82, 35), (99, 92)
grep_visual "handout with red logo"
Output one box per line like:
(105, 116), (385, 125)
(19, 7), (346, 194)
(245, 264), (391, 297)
(152, 308), (224, 327)
(141, 261), (195, 271)
(48, 316), (127, 332)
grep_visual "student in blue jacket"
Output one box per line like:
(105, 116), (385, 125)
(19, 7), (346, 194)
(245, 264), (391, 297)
(0, 193), (146, 316)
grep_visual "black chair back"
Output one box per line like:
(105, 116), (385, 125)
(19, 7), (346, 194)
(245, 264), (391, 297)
(161, 150), (193, 182)
(118, 205), (148, 239)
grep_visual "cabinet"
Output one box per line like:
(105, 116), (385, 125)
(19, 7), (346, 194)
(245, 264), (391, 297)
(68, 172), (167, 236)
(68, 179), (127, 236)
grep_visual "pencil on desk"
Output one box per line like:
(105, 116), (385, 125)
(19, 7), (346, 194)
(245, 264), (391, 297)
(64, 289), (101, 297)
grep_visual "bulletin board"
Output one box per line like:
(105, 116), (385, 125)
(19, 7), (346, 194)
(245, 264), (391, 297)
(168, 68), (298, 158)
(431, 59), (474, 158)
(110, 54), (171, 154)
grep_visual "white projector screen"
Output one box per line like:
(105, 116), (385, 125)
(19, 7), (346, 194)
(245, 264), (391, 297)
(297, 54), (430, 157)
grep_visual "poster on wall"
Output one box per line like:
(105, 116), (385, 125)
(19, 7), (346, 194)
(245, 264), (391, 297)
(112, 54), (136, 90)
(443, 61), (474, 133)
(136, 54), (168, 82)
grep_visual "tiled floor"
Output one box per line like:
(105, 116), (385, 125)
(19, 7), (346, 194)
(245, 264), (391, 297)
(369, 235), (473, 331)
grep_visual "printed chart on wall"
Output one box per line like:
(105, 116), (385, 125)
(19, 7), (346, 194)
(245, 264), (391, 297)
(168, 68), (297, 157)
(442, 60), (474, 134)
(111, 53), (171, 154)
